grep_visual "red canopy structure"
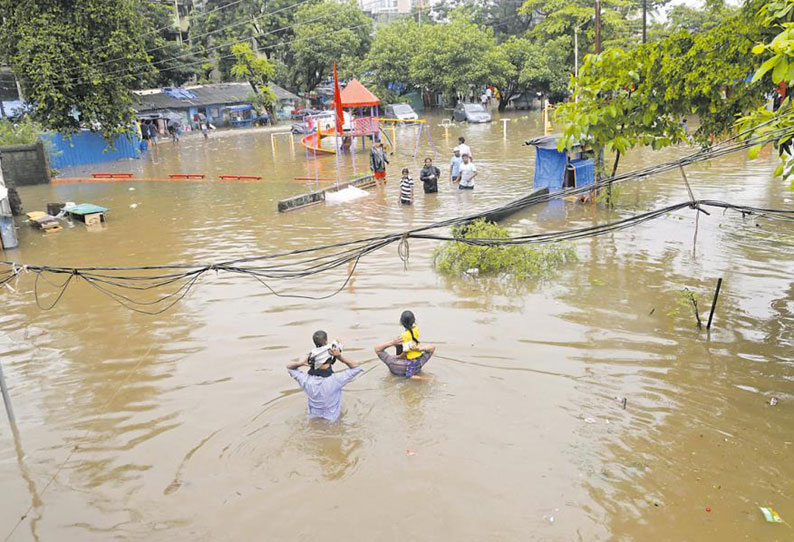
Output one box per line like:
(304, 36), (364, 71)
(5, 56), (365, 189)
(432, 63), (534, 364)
(333, 79), (381, 107)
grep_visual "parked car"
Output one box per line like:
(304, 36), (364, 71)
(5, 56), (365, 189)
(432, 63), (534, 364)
(453, 103), (492, 123)
(509, 92), (536, 110)
(384, 103), (419, 121)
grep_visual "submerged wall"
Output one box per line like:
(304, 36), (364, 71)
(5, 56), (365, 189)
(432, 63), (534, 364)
(45, 130), (141, 169)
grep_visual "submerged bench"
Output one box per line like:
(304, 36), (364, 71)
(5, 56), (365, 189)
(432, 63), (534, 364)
(277, 174), (376, 213)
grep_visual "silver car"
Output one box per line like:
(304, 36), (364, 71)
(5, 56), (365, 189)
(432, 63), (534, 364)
(453, 103), (492, 123)
(384, 103), (419, 121)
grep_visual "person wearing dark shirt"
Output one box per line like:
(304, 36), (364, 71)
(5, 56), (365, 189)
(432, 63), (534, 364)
(420, 157), (441, 194)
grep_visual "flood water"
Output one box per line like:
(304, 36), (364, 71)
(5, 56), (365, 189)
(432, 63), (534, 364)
(2, 111), (793, 541)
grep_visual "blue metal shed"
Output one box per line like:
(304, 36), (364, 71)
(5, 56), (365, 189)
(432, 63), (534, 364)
(525, 134), (594, 191)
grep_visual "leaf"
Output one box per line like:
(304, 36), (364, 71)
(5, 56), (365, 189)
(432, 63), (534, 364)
(772, 57), (789, 84)
(748, 144), (763, 160)
(752, 54), (781, 83)
(751, 44), (766, 55)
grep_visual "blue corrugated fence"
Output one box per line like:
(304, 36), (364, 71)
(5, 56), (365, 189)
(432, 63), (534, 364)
(45, 130), (141, 169)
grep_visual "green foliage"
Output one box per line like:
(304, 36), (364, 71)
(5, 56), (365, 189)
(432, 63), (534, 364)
(650, 2), (736, 38)
(433, 219), (577, 280)
(0, 118), (43, 146)
(667, 288), (703, 329)
(494, 36), (571, 110)
(556, 7), (766, 166)
(0, 0), (153, 141)
(231, 43), (276, 94)
(290, 1), (373, 92)
(736, 0), (794, 182)
(412, 16), (510, 103)
(135, 2), (204, 88)
(520, 0), (669, 51)
(232, 43), (277, 120)
(192, 0), (304, 81)
(364, 20), (422, 95)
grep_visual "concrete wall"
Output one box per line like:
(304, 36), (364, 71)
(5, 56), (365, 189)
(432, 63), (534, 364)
(0, 141), (51, 216)
(0, 141), (50, 186)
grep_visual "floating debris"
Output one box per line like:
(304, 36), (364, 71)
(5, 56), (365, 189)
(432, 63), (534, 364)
(759, 506), (784, 523)
(770, 397), (778, 406)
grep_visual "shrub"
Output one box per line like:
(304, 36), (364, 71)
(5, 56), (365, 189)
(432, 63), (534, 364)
(0, 117), (43, 146)
(433, 219), (577, 280)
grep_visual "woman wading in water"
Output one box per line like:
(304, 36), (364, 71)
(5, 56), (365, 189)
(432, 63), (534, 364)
(374, 311), (436, 379)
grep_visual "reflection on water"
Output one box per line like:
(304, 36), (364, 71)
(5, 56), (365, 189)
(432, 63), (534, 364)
(1, 111), (793, 540)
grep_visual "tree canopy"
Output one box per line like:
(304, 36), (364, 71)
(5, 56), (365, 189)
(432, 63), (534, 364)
(555, 3), (767, 169)
(0, 0), (153, 140)
(290, 1), (373, 92)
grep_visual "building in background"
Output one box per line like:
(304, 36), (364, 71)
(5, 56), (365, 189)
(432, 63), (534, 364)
(133, 82), (304, 128)
(360, 0), (434, 19)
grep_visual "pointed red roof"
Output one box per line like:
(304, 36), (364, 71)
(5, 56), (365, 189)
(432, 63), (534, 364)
(333, 79), (381, 107)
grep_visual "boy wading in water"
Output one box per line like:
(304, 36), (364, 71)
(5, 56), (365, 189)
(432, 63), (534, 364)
(286, 330), (363, 422)
(374, 311), (436, 380)
(399, 168), (414, 205)
(370, 141), (389, 181)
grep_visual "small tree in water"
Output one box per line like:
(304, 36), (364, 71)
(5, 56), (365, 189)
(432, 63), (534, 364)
(433, 219), (577, 280)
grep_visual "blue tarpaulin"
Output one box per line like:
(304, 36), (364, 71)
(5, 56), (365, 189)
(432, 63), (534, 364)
(533, 147), (567, 190)
(226, 104), (254, 111)
(162, 87), (197, 100)
(569, 158), (594, 187)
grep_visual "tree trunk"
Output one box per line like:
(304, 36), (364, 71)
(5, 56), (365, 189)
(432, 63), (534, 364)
(607, 150), (621, 207)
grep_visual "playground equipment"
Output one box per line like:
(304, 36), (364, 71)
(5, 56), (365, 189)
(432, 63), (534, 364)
(300, 79), (382, 155)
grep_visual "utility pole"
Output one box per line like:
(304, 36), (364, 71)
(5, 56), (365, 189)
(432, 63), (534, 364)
(173, 0), (183, 46)
(642, 0), (647, 43)
(595, 0), (602, 54)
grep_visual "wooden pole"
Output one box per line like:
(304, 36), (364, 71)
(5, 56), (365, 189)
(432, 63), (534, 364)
(0, 357), (16, 425)
(642, 0), (647, 44)
(706, 278), (723, 330)
(595, 0), (602, 54)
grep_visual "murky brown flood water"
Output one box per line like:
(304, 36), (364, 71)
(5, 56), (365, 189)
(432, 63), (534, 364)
(1, 112), (793, 541)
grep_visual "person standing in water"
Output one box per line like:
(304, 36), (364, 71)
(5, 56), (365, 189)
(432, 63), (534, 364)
(374, 311), (436, 379)
(457, 137), (472, 160)
(420, 157), (441, 194)
(449, 147), (462, 183)
(286, 330), (363, 422)
(456, 153), (477, 190)
(399, 168), (414, 205)
(370, 141), (389, 181)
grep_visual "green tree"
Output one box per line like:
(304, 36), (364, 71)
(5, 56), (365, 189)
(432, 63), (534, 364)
(738, 0), (794, 183)
(290, 0), (373, 92)
(412, 15), (510, 104)
(520, 0), (671, 51)
(556, 6), (765, 179)
(363, 20), (422, 98)
(136, 1), (205, 88)
(0, 0), (153, 140)
(494, 36), (570, 110)
(191, 0), (309, 82)
(231, 42), (277, 121)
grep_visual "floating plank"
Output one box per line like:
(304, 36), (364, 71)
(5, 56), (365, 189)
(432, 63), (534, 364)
(92, 172), (133, 179)
(219, 175), (263, 181)
(277, 174), (376, 213)
(168, 174), (206, 179)
(26, 211), (62, 233)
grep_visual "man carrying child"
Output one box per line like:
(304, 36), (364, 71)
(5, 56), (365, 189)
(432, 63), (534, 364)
(286, 330), (362, 422)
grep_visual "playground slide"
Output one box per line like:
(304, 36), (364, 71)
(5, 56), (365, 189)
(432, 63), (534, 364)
(299, 127), (396, 155)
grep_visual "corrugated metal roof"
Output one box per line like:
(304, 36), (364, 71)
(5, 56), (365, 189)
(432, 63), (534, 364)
(133, 82), (301, 112)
